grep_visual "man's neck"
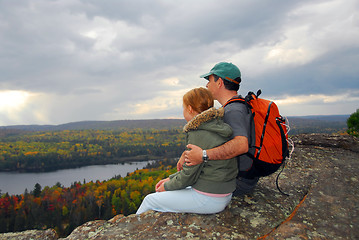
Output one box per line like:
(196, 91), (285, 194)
(217, 91), (238, 106)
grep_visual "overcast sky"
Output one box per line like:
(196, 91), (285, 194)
(0, 0), (358, 126)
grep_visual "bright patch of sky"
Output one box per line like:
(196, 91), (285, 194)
(0, 0), (358, 125)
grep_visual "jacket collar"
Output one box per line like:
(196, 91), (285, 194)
(183, 107), (224, 132)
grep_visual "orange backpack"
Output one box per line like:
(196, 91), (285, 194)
(224, 90), (290, 177)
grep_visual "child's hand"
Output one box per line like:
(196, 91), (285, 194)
(177, 152), (186, 171)
(155, 178), (169, 192)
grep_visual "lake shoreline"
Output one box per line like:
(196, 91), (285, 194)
(0, 154), (166, 173)
(0, 160), (156, 195)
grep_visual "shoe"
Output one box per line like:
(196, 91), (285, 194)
(233, 177), (259, 196)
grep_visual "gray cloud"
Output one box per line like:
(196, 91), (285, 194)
(0, 0), (358, 125)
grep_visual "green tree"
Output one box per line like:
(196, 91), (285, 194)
(62, 206), (69, 217)
(347, 109), (359, 137)
(32, 183), (42, 197)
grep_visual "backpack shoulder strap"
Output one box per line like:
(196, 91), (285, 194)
(223, 90), (262, 114)
(223, 90), (262, 108)
(223, 96), (245, 107)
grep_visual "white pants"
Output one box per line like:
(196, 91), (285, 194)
(136, 187), (232, 215)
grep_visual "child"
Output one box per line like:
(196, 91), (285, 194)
(136, 87), (237, 214)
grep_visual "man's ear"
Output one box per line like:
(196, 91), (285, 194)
(217, 77), (224, 88)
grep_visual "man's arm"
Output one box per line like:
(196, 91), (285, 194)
(184, 136), (248, 166)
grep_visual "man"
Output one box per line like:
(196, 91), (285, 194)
(180, 62), (258, 196)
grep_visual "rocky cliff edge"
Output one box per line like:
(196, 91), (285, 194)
(1, 133), (358, 240)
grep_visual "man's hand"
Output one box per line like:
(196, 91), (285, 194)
(155, 178), (170, 192)
(184, 144), (203, 166)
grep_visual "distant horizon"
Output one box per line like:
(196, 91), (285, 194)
(0, 113), (350, 128)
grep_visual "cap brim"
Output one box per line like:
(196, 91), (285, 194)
(199, 72), (212, 80)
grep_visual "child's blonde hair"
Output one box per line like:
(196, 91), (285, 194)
(183, 87), (214, 113)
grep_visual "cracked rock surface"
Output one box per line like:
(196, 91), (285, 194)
(1, 134), (358, 240)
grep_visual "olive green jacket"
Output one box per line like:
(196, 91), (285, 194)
(164, 107), (238, 194)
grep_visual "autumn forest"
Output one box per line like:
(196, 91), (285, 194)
(0, 128), (185, 172)
(0, 115), (349, 237)
(0, 128), (184, 237)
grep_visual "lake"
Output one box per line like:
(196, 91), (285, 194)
(0, 161), (152, 195)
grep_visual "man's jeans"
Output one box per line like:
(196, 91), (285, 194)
(233, 177), (259, 196)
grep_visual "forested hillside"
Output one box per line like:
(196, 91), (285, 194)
(288, 115), (348, 135)
(0, 160), (177, 237)
(0, 115), (348, 172)
(0, 129), (185, 172)
(1, 119), (186, 132)
(0, 115), (350, 238)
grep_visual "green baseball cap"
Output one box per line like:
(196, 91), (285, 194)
(200, 62), (241, 85)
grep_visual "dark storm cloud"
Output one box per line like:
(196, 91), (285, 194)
(0, 0), (357, 125)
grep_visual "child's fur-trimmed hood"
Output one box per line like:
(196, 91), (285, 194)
(183, 107), (226, 133)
